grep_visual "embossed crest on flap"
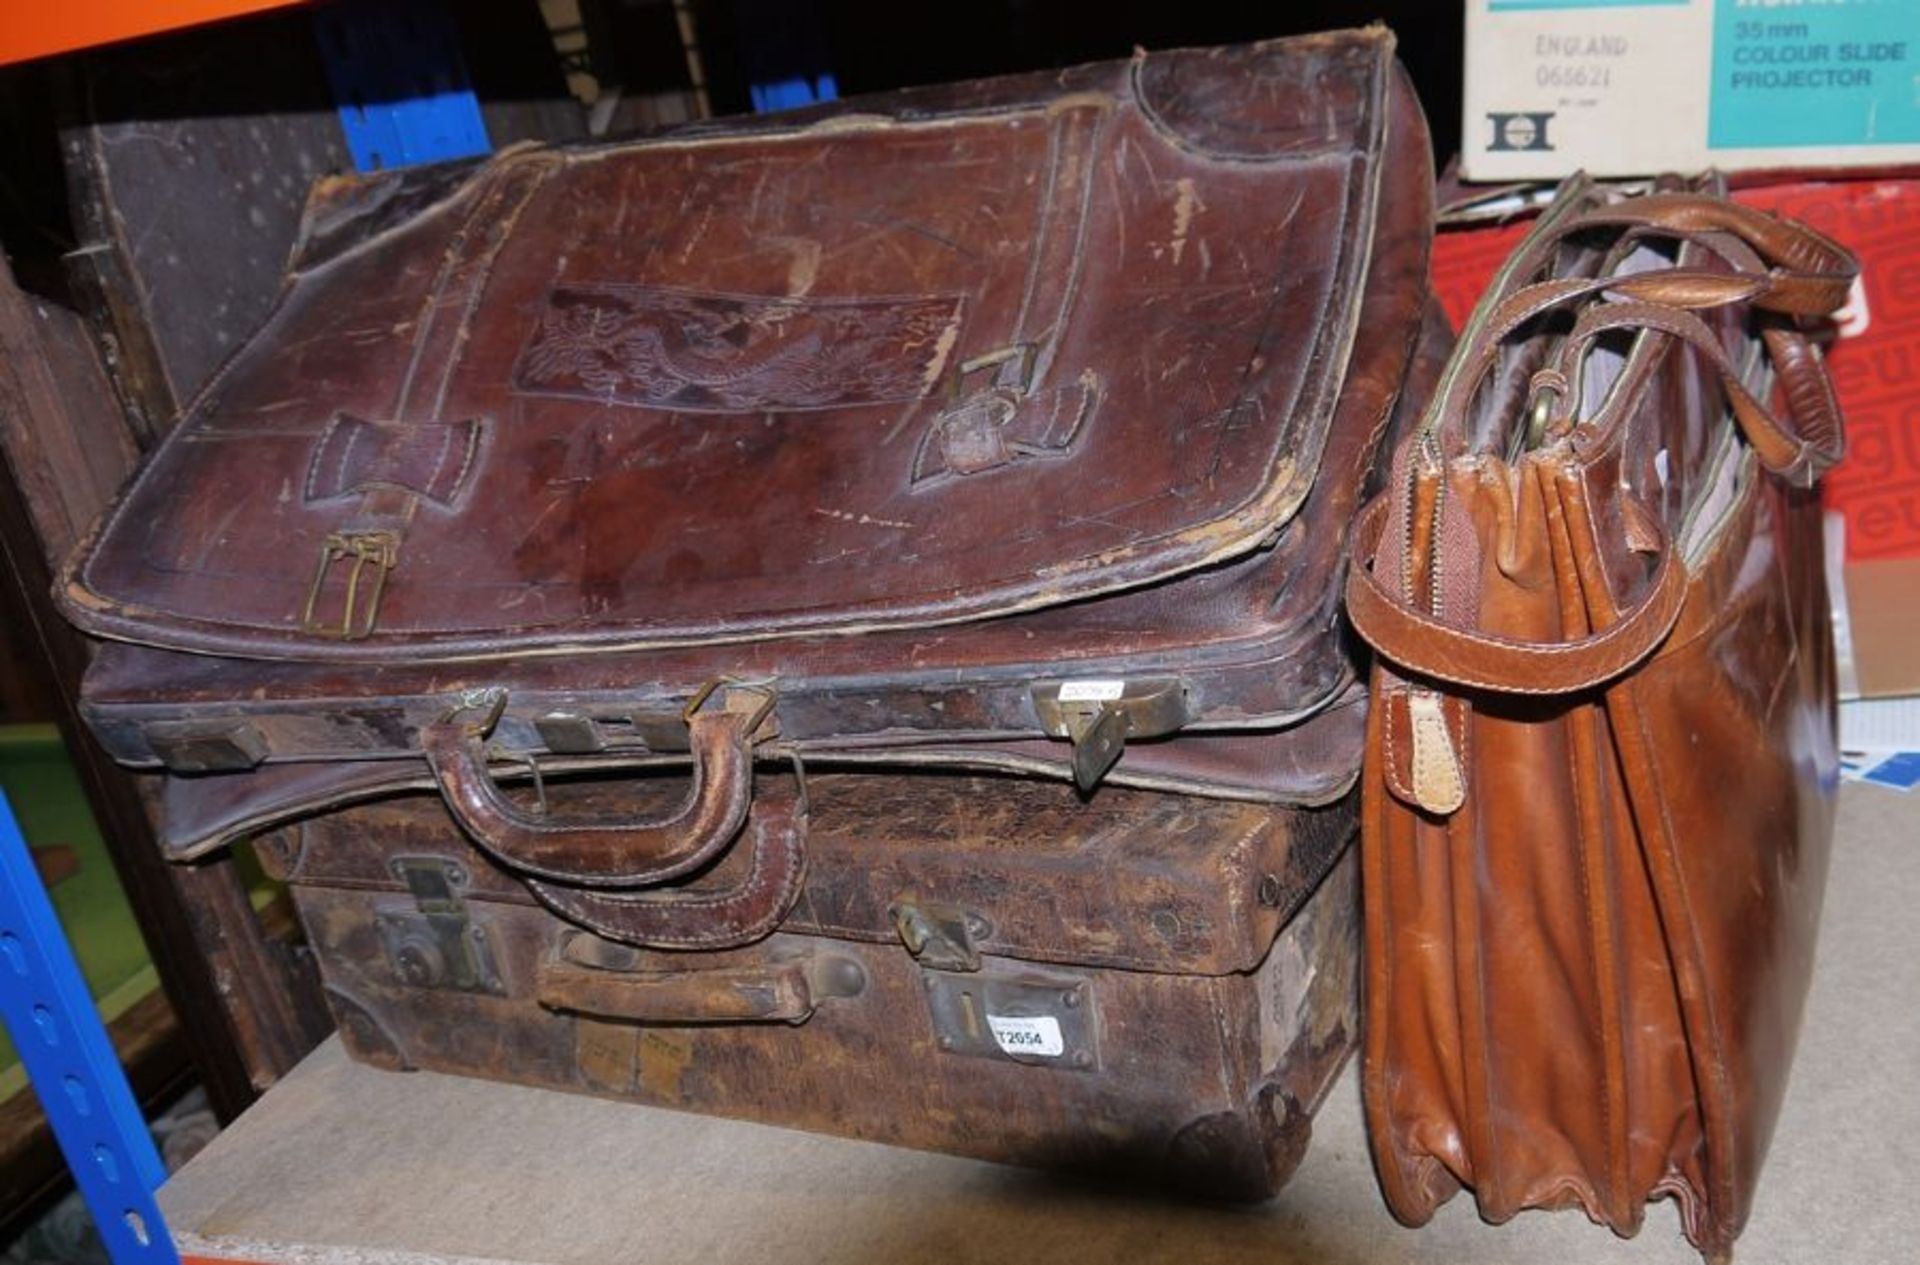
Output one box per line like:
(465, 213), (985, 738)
(511, 284), (965, 413)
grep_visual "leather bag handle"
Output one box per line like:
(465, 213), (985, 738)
(525, 789), (807, 950)
(1555, 193), (1857, 316)
(540, 955), (816, 1023)
(537, 939), (864, 1025)
(1434, 269), (1805, 434)
(1554, 300), (1845, 481)
(1345, 495), (1688, 695)
(421, 686), (770, 887)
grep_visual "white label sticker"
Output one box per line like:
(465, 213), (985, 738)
(1057, 679), (1124, 703)
(986, 1014), (1065, 1058)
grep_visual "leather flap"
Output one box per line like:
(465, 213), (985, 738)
(63, 29), (1404, 663)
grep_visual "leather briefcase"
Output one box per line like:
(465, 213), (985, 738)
(1346, 178), (1854, 1259)
(61, 27), (1435, 808)
(255, 767), (1360, 1198)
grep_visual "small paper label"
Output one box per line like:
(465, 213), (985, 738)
(1057, 679), (1124, 703)
(986, 1014), (1065, 1058)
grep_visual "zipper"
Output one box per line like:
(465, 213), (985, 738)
(1390, 182), (1604, 818)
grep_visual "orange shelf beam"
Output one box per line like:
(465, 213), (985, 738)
(0, 1), (309, 67)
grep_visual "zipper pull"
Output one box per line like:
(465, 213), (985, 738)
(1407, 690), (1466, 816)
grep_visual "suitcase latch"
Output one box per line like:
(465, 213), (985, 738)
(1030, 677), (1193, 791)
(890, 900), (989, 973)
(377, 856), (504, 995)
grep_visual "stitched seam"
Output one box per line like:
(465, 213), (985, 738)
(537, 818), (803, 948)
(304, 416), (346, 502)
(1381, 686), (1418, 804)
(1622, 685), (1739, 1224)
(1362, 559), (1673, 661)
(334, 422), (363, 495)
(424, 425), (456, 501)
(443, 420), (484, 505)
(1565, 706), (1619, 1219)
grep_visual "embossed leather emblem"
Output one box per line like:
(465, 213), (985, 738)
(512, 284), (964, 412)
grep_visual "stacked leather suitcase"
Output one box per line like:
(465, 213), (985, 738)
(58, 28), (1439, 1196)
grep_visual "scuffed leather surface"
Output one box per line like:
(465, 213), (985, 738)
(1351, 180), (1849, 1258)
(75, 33), (1438, 827)
(64, 29), (1408, 665)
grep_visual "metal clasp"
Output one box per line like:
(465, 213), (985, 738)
(1522, 368), (1569, 453)
(441, 686), (509, 736)
(890, 900), (990, 973)
(377, 856), (504, 995)
(682, 678), (779, 738)
(301, 529), (400, 640)
(1030, 677), (1193, 792)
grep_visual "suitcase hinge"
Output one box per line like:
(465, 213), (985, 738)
(1030, 677), (1193, 791)
(301, 529), (400, 640)
(377, 856), (504, 995)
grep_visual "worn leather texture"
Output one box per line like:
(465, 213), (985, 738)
(1346, 178), (1853, 1260)
(69, 29), (1439, 856)
(151, 684), (1370, 861)
(63, 28), (1419, 667)
(265, 768), (1361, 1196)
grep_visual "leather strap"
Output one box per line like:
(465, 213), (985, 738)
(526, 792), (806, 950)
(421, 703), (757, 888)
(1556, 300), (1844, 481)
(537, 954), (818, 1024)
(1558, 193), (1856, 316)
(1345, 495), (1688, 695)
(1434, 270), (1774, 427)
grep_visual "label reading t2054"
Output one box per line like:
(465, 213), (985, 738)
(986, 1014), (1065, 1058)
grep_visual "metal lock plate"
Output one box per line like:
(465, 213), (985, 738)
(921, 964), (1098, 1071)
(376, 856), (504, 995)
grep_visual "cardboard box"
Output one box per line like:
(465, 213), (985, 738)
(1462, 0), (1920, 180)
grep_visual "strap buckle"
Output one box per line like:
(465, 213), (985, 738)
(300, 529), (400, 640)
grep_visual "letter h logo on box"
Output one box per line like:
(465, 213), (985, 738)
(1486, 111), (1556, 152)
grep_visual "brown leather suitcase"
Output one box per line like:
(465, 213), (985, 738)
(61, 27), (1436, 808)
(1348, 179), (1850, 1259)
(259, 768), (1360, 1197)
(48, 30), (1432, 1195)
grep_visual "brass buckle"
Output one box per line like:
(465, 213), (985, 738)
(301, 530), (399, 640)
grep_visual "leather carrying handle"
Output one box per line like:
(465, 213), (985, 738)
(1555, 300), (1844, 482)
(1440, 272), (1844, 482)
(526, 791), (807, 950)
(539, 956), (814, 1023)
(421, 689), (766, 888)
(1558, 192), (1857, 316)
(1345, 495), (1688, 696)
(536, 942), (863, 1025)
